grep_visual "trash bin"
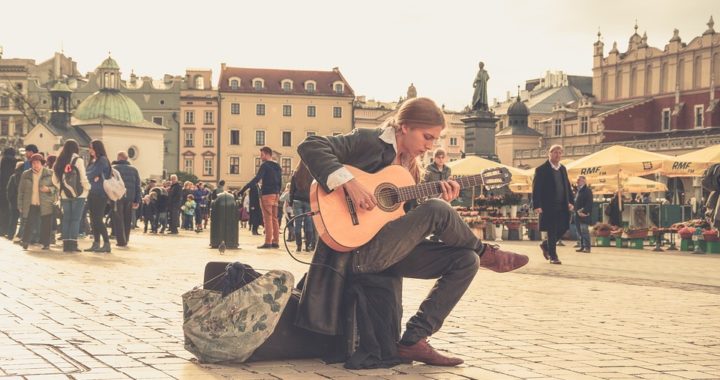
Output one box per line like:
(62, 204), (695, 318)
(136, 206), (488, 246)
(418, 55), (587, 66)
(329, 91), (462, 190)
(210, 192), (239, 249)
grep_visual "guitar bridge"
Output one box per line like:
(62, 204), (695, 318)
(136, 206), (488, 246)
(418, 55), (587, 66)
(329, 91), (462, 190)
(344, 191), (360, 226)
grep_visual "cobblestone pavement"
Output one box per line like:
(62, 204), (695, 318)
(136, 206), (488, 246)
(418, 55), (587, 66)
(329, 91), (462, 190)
(1, 228), (719, 380)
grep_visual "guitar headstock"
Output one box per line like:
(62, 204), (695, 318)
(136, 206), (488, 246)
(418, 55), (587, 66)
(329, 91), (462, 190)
(481, 167), (512, 189)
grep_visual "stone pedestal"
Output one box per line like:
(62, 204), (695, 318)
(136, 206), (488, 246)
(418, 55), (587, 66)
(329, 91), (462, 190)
(462, 110), (498, 161)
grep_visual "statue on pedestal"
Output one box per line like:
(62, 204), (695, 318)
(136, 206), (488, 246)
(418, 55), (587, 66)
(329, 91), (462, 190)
(471, 61), (490, 112)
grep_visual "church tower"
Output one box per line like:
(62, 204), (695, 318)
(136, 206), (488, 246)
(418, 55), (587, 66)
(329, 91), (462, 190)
(49, 81), (72, 128)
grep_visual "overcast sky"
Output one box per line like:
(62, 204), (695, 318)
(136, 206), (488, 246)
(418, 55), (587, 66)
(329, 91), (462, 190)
(1, 0), (716, 110)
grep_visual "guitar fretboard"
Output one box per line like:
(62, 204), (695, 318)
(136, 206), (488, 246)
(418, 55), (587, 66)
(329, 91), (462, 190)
(396, 174), (487, 202)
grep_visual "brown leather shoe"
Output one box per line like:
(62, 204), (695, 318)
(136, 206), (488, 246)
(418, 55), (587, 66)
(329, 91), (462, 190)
(480, 244), (529, 273)
(397, 339), (463, 366)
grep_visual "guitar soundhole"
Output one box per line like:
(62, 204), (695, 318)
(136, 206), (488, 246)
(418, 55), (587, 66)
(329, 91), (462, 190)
(375, 184), (400, 212)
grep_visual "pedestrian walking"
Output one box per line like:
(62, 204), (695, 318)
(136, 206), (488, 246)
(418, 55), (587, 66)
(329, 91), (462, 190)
(6, 161), (24, 240)
(51, 139), (90, 252)
(167, 175), (182, 234)
(111, 151), (142, 247)
(182, 194), (196, 230)
(85, 139), (112, 253)
(573, 175), (593, 253)
(247, 184), (262, 235)
(290, 161), (316, 252)
(18, 153), (56, 250)
(239, 146), (282, 249)
(0, 148), (18, 237)
(532, 144), (574, 264)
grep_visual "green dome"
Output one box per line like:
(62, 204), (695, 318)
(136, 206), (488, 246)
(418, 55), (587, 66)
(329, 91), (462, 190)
(74, 89), (145, 124)
(98, 57), (120, 70)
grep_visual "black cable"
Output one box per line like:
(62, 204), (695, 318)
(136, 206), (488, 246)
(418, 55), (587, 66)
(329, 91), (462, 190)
(282, 211), (345, 280)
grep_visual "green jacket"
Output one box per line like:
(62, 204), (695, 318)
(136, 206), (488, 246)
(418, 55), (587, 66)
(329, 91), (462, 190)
(17, 168), (57, 218)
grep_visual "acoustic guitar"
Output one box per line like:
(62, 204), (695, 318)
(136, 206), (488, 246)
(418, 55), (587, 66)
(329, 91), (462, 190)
(310, 165), (512, 252)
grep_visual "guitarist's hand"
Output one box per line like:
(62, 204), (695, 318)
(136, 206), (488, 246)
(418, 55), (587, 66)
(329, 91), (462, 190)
(342, 178), (377, 211)
(439, 180), (460, 202)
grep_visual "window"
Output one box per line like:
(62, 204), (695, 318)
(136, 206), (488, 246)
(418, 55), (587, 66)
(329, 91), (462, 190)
(204, 111), (214, 124)
(256, 104), (265, 116)
(127, 146), (138, 160)
(449, 137), (458, 146)
(255, 157), (262, 173)
(334, 83), (344, 94)
(195, 76), (204, 90)
(695, 105), (704, 128)
(14, 118), (23, 136)
(255, 130), (265, 146)
(184, 158), (194, 174)
(554, 119), (562, 136)
(0, 96), (9, 109)
(580, 116), (589, 134)
(498, 120), (503, 129)
(203, 158), (213, 176)
(230, 130), (240, 145)
(231, 103), (240, 114)
(333, 106), (342, 118)
(662, 109), (671, 131)
(230, 79), (239, 90)
(204, 131), (214, 147)
(283, 105), (292, 117)
(307, 105), (316, 117)
(152, 116), (163, 125)
(184, 111), (194, 124)
(184, 131), (194, 147)
(282, 81), (292, 91)
(305, 82), (316, 92)
(0, 118), (8, 136)
(306, 131), (316, 137)
(253, 80), (263, 90)
(281, 157), (292, 176)
(282, 131), (292, 147)
(229, 157), (240, 174)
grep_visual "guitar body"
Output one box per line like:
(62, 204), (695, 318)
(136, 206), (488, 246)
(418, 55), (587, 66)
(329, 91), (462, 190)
(310, 165), (415, 252)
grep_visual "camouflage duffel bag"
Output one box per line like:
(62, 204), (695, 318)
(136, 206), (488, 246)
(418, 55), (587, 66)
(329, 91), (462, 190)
(182, 270), (294, 363)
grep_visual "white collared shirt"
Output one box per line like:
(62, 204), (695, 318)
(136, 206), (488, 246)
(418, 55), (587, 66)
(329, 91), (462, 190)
(549, 160), (562, 171)
(326, 126), (397, 190)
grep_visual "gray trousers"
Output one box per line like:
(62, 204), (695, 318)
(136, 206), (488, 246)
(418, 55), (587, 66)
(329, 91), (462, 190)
(354, 199), (482, 343)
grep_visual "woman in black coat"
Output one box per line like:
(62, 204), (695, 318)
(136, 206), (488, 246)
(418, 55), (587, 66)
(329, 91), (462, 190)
(248, 184), (263, 235)
(607, 191), (623, 227)
(0, 148), (18, 237)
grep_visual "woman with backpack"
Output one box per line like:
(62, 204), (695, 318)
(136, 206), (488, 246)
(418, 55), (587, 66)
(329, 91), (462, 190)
(85, 140), (112, 253)
(52, 139), (91, 253)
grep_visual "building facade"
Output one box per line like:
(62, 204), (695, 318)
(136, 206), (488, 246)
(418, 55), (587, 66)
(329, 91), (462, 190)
(180, 69), (218, 182)
(217, 65), (355, 189)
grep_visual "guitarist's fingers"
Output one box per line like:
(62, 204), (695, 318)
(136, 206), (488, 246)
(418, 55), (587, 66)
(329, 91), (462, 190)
(439, 181), (451, 201)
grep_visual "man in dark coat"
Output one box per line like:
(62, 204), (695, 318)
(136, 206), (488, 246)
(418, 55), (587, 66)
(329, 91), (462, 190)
(532, 145), (574, 264)
(168, 174), (183, 234)
(111, 151), (142, 246)
(573, 175), (593, 253)
(0, 148), (18, 237)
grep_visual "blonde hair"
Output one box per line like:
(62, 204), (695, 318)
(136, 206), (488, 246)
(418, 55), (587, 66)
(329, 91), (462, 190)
(548, 144), (564, 154)
(183, 181), (193, 189)
(380, 97), (445, 183)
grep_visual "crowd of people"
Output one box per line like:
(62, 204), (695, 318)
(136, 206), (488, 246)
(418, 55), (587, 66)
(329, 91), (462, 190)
(0, 141), (318, 254)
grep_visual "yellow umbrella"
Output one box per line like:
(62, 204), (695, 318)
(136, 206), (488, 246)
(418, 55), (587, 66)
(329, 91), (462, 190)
(447, 156), (532, 186)
(661, 144), (720, 177)
(591, 176), (668, 194)
(565, 145), (674, 179)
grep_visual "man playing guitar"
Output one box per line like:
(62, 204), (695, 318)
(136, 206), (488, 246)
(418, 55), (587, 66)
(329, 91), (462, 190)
(297, 97), (528, 366)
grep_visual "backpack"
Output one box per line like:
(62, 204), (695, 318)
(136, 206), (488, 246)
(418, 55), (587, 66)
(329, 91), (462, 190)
(61, 157), (83, 198)
(103, 165), (127, 201)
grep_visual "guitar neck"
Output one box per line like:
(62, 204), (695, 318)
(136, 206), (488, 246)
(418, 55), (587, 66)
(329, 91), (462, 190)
(397, 175), (485, 202)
